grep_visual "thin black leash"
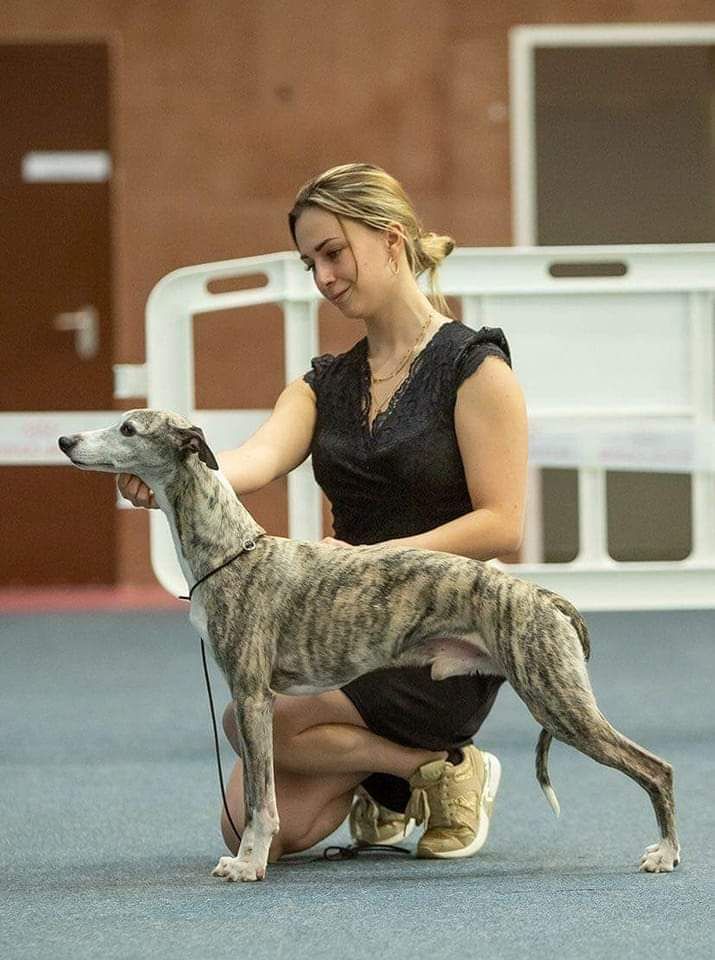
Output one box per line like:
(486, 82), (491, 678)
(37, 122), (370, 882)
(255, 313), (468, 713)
(180, 538), (260, 848)
(178, 539), (259, 602)
(199, 636), (409, 864)
(198, 632), (245, 847)
(181, 540), (411, 863)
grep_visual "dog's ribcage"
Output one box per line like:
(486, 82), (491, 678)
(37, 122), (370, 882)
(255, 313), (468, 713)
(196, 539), (556, 696)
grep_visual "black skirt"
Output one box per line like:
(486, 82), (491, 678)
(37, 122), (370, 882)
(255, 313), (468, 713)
(342, 666), (505, 813)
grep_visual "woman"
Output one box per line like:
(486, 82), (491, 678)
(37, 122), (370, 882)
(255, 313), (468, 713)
(119, 162), (528, 863)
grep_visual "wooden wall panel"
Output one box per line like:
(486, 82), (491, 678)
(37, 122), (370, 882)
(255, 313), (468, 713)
(2, 0), (713, 584)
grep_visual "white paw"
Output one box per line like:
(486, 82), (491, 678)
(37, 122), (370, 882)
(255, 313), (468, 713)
(211, 855), (265, 882)
(639, 841), (680, 874)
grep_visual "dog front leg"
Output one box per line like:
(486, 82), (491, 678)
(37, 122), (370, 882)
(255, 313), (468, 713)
(211, 690), (279, 883)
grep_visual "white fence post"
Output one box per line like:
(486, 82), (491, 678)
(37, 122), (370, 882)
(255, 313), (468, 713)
(689, 291), (715, 562)
(283, 298), (322, 541)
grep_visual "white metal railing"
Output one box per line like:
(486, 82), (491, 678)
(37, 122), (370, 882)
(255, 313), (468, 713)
(2, 244), (713, 610)
(141, 244), (715, 610)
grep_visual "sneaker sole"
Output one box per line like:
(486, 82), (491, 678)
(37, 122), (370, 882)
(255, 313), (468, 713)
(418, 751), (502, 859)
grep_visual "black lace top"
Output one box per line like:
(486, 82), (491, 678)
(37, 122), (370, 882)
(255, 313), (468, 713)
(302, 321), (512, 545)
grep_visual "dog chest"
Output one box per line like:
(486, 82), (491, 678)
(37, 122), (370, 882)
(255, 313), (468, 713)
(189, 598), (209, 638)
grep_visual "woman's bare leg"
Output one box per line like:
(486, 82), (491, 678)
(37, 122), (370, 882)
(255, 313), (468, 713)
(220, 690), (447, 860)
(220, 760), (363, 860)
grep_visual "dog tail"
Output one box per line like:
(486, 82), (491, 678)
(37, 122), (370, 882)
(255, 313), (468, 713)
(536, 728), (560, 817)
(538, 588), (591, 661)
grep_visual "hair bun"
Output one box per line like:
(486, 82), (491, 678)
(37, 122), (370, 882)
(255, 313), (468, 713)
(419, 231), (455, 264)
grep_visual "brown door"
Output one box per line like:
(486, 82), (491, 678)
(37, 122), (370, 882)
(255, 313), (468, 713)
(0, 43), (115, 586)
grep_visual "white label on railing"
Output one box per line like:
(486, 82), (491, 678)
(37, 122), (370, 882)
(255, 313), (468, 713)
(22, 151), (112, 183)
(0, 412), (114, 462)
(2, 412), (714, 472)
(528, 420), (715, 472)
(0, 411), (270, 465)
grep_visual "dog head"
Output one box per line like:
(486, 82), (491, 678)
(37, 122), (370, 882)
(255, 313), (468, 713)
(58, 409), (219, 481)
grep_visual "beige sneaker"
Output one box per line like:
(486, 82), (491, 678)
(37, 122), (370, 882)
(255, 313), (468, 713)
(349, 785), (416, 846)
(405, 745), (502, 858)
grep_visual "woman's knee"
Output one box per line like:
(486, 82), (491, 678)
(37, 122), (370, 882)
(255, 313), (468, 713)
(222, 701), (241, 753)
(222, 698), (293, 761)
(222, 697), (305, 761)
(273, 690), (366, 745)
(223, 690), (366, 760)
(223, 697), (292, 753)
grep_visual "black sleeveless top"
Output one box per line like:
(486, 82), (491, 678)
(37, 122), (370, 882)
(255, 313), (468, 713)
(303, 321), (512, 545)
(302, 321), (512, 813)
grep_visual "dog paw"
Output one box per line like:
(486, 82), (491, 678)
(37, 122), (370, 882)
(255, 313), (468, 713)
(211, 855), (265, 882)
(639, 841), (680, 873)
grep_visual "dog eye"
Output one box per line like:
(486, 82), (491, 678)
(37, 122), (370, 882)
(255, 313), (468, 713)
(120, 422), (136, 437)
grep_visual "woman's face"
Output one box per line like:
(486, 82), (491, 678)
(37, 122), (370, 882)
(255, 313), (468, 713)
(294, 206), (399, 316)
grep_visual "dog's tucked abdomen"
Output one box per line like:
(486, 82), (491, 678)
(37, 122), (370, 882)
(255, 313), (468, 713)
(425, 633), (503, 680)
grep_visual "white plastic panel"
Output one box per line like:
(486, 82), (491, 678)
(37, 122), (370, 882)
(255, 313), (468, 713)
(484, 293), (691, 414)
(140, 244), (715, 608)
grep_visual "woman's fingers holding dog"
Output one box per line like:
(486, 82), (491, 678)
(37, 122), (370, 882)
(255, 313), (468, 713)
(117, 473), (158, 509)
(117, 473), (144, 506)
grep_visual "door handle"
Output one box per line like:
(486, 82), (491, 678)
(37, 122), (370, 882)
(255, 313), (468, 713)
(52, 304), (99, 360)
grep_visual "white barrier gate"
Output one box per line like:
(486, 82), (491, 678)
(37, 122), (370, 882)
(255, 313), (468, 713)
(139, 244), (715, 610)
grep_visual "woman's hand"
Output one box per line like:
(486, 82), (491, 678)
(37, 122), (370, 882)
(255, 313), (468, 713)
(319, 536), (352, 547)
(117, 473), (158, 509)
(378, 537), (414, 550)
(319, 536), (413, 550)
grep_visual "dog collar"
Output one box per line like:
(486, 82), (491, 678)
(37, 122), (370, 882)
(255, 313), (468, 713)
(178, 534), (263, 602)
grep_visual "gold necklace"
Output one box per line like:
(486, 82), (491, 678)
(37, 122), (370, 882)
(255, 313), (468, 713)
(370, 376), (407, 422)
(368, 312), (435, 422)
(369, 311), (434, 384)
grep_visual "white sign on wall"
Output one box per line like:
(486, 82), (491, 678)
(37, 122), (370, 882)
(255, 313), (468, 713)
(22, 151), (112, 183)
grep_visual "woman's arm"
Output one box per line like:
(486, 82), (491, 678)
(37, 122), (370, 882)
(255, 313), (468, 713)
(120, 377), (317, 508)
(387, 356), (528, 560)
(216, 377), (317, 495)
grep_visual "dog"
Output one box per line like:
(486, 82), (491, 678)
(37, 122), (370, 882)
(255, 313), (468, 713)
(58, 408), (680, 883)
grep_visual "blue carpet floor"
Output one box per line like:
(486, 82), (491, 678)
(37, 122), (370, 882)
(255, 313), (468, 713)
(1, 608), (713, 959)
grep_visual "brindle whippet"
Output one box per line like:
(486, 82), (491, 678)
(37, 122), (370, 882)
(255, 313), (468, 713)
(58, 409), (680, 882)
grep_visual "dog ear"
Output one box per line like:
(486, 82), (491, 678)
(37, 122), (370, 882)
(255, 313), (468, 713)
(174, 426), (219, 470)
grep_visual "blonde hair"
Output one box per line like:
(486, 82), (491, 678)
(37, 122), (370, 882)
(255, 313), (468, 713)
(289, 162), (456, 319)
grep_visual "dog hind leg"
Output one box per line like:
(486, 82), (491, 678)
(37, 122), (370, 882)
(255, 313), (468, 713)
(514, 660), (679, 874)
(572, 718), (679, 874)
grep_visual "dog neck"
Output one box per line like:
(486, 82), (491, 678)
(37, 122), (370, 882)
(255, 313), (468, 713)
(152, 458), (265, 589)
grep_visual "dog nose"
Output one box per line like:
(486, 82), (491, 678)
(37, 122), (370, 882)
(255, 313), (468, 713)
(58, 435), (77, 452)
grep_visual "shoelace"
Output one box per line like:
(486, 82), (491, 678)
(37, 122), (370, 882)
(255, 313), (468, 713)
(352, 791), (379, 834)
(405, 782), (481, 830)
(405, 788), (430, 827)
